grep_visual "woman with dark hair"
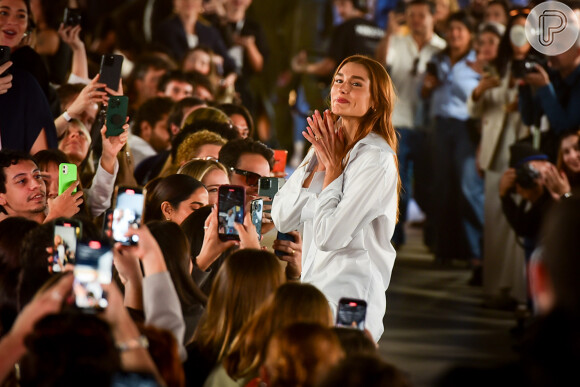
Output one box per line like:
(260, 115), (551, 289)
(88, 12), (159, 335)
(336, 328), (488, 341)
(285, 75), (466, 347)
(0, 217), (38, 336)
(184, 249), (284, 387)
(143, 174), (208, 225)
(217, 102), (254, 139)
(0, 0), (58, 152)
(146, 220), (207, 343)
(421, 11), (483, 279)
(467, 9), (531, 296)
(272, 54), (400, 343)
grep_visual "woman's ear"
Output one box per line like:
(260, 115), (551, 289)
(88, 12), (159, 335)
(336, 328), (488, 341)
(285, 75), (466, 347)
(161, 201), (173, 221)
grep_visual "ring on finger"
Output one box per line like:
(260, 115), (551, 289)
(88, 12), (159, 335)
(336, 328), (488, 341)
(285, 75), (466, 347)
(291, 249), (296, 255)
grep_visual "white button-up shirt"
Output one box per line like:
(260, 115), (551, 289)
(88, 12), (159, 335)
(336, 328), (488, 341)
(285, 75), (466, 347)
(271, 132), (398, 341)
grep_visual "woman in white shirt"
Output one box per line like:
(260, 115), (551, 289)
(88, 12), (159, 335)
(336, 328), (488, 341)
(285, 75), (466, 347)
(271, 55), (400, 342)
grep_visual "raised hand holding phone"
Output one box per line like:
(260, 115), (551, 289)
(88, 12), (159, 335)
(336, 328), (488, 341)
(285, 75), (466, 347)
(217, 185), (245, 241)
(273, 230), (302, 280)
(195, 205), (238, 271)
(45, 182), (84, 222)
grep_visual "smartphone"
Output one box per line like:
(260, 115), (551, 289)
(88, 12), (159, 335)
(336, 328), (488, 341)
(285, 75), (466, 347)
(426, 62), (438, 80)
(275, 231), (295, 257)
(98, 54), (124, 93)
(272, 150), (288, 175)
(58, 162), (78, 195)
(217, 185), (245, 241)
(73, 240), (113, 312)
(258, 177), (285, 200)
(63, 8), (82, 27)
(50, 218), (82, 273)
(251, 198), (263, 240)
(336, 298), (367, 330)
(112, 186), (146, 245)
(0, 45), (10, 77)
(105, 95), (128, 137)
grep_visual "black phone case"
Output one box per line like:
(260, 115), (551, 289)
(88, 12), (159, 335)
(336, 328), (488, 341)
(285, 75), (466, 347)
(0, 46), (10, 77)
(106, 95), (128, 137)
(99, 54), (124, 92)
(63, 8), (82, 26)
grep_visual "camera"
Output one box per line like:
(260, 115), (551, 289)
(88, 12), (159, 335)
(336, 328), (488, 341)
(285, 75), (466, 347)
(259, 178), (271, 190)
(511, 55), (547, 79)
(515, 163), (541, 189)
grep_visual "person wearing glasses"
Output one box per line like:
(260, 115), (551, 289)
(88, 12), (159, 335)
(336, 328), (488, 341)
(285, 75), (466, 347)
(375, 0), (446, 249)
(271, 55), (401, 342)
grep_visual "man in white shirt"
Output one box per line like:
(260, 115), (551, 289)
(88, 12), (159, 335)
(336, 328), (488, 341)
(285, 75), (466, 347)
(128, 96), (174, 167)
(376, 0), (446, 248)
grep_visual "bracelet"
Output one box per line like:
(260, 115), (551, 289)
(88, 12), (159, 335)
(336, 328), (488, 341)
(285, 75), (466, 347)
(62, 110), (73, 122)
(116, 335), (149, 352)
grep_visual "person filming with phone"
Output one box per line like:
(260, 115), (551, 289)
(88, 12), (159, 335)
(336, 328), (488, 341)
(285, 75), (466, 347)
(272, 55), (401, 342)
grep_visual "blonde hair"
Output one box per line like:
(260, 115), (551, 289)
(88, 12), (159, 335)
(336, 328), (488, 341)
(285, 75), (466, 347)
(177, 158), (228, 181)
(175, 130), (227, 166)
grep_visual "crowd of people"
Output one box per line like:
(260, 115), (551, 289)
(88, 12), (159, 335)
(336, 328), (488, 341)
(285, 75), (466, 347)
(0, 0), (579, 386)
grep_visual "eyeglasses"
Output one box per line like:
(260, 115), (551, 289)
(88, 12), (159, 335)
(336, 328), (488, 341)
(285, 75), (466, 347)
(229, 167), (261, 187)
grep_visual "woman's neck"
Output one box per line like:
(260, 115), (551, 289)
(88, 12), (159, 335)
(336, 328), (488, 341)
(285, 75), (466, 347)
(179, 13), (198, 34)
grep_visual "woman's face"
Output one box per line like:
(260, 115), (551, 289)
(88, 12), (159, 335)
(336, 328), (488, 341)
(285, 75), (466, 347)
(434, 0), (450, 23)
(446, 20), (471, 52)
(561, 134), (580, 173)
(476, 31), (500, 63)
(58, 124), (90, 165)
(169, 186), (209, 225)
(202, 168), (229, 205)
(0, 0), (28, 50)
(330, 62), (372, 119)
(174, 0), (203, 19)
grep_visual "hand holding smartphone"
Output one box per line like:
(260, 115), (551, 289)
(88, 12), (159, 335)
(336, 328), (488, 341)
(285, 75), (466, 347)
(73, 240), (113, 312)
(111, 186), (146, 245)
(63, 8), (82, 27)
(50, 218), (82, 273)
(218, 185), (245, 241)
(58, 163), (78, 195)
(0, 46), (10, 78)
(275, 231), (296, 257)
(105, 95), (128, 137)
(336, 298), (367, 330)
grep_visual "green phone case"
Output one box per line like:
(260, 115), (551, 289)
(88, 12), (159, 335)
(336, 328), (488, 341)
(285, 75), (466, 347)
(106, 95), (128, 137)
(58, 163), (77, 195)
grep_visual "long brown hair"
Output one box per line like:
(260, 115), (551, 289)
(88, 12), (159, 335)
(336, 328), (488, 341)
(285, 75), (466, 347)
(190, 249), (285, 364)
(330, 55), (401, 215)
(224, 282), (333, 380)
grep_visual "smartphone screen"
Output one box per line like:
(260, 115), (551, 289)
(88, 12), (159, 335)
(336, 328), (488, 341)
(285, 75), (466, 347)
(251, 198), (263, 240)
(218, 185), (245, 241)
(58, 163), (78, 195)
(99, 54), (123, 92)
(73, 241), (113, 311)
(112, 187), (145, 245)
(51, 219), (82, 273)
(336, 298), (367, 330)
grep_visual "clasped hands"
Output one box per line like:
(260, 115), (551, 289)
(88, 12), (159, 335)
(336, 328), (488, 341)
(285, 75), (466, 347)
(303, 110), (346, 181)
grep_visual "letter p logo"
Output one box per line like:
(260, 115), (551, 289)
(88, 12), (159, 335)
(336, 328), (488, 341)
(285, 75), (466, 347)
(539, 9), (567, 46)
